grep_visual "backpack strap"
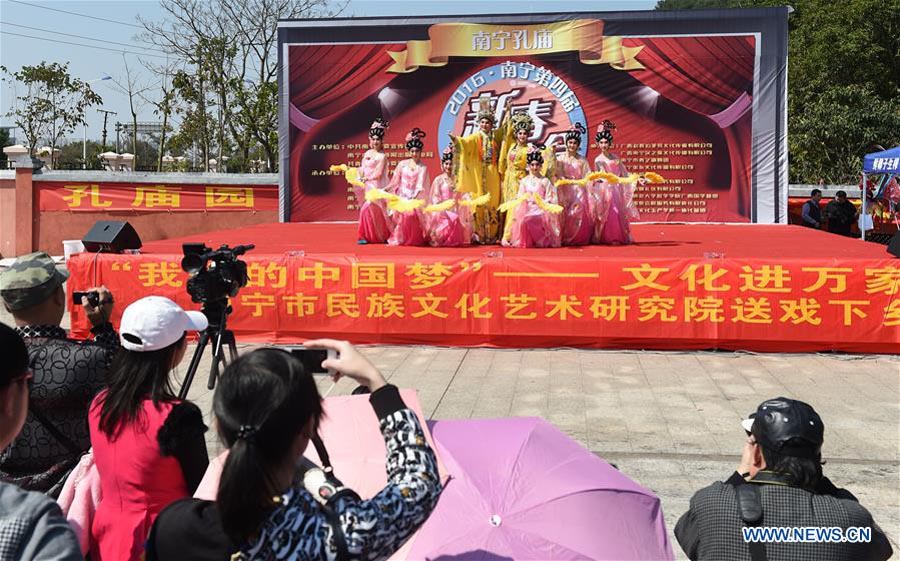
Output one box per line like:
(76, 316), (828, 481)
(321, 503), (351, 561)
(735, 483), (768, 561)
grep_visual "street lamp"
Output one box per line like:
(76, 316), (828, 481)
(83, 74), (111, 169)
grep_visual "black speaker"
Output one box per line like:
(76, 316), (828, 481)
(888, 232), (900, 258)
(82, 221), (142, 253)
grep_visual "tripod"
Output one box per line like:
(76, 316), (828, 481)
(178, 300), (238, 400)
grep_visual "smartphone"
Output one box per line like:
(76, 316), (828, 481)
(289, 347), (337, 376)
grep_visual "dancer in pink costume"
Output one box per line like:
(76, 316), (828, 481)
(386, 128), (429, 246)
(555, 123), (594, 246)
(592, 120), (640, 245)
(501, 145), (562, 248)
(424, 146), (473, 247)
(356, 118), (393, 244)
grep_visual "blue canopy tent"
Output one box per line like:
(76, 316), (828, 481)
(861, 146), (900, 240)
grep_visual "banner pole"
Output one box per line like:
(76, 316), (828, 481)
(860, 172), (866, 241)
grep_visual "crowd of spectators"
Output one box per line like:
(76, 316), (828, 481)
(0, 251), (893, 560)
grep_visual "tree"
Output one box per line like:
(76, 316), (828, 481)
(139, 0), (344, 172)
(790, 85), (900, 183)
(1, 62), (102, 167)
(655, 0), (900, 182)
(0, 128), (10, 167)
(58, 139), (105, 169)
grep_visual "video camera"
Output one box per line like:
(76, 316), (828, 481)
(180, 243), (254, 305)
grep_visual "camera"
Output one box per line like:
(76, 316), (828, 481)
(72, 291), (100, 308)
(181, 243), (254, 305)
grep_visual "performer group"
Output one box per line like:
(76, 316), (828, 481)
(333, 97), (662, 249)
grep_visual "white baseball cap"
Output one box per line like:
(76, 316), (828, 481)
(119, 296), (208, 352)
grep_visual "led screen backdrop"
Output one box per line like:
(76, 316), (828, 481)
(278, 9), (788, 224)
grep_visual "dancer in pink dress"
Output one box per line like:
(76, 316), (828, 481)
(424, 146), (472, 247)
(555, 123), (594, 246)
(501, 145), (562, 248)
(592, 120), (640, 245)
(386, 128), (429, 246)
(356, 118), (393, 244)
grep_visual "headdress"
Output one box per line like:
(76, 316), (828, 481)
(405, 127), (426, 151)
(369, 117), (388, 139)
(440, 145), (453, 163)
(511, 111), (535, 134)
(526, 143), (545, 165)
(565, 122), (586, 143)
(595, 120), (616, 144)
(475, 94), (495, 124)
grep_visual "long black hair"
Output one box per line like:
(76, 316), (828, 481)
(0, 322), (27, 386)
(97, 334), (185, 438)
(214, 348), (324, 543)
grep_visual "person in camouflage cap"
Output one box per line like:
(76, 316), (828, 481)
(0, 252), (120, 497)
(0, 252), (71, 311)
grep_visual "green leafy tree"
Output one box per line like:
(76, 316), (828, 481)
(140, 0), (344, 172)
(0, 128), (10, 167)
(1, 62), (102, 167)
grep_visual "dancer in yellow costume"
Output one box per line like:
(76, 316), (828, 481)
(449, 96), (511, 244)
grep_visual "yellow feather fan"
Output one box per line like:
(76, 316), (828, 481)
(365, 188), (397, 203)
(460, 193), (491, 208)
(330, 164), (365, 188)
(555, 178), (591, 188)
(534, 193), (563, 214)
(498, 195), (527, 213)
(643, 172), (665, 183)
(387, 198), (424, 213)
(424, 199), (457, 213)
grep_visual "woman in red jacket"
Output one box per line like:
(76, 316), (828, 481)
(88, 296), (209, 560)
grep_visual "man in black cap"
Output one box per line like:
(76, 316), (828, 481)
(675, 397), (893, 561)
(0, 252), (119, 497)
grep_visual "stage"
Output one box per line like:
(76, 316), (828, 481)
(68, 222), (900, 354)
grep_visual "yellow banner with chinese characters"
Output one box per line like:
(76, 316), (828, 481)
(387, 19), (644, 74)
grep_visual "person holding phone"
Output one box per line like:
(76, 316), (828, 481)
(0, 251), (119, 497)
(147, 340), (443, 561)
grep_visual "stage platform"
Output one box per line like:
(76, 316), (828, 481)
(68, 222), (900, 354)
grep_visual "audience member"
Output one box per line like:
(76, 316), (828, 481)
(0, 322), (82, 560)
(824, 190), (860, 236)
(675, 397), (893, 561)
(801, 189), (823, 228)
(147, 340), (442, 561)
(0, 251), (119, 497)
(88, 296), (209, 561)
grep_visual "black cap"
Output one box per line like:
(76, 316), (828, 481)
(744, 397), (824, 458)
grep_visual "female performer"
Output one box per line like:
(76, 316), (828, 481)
(424, 146), (473, 247)
(355, 118), (393, 244)
(555, 123), (594, 246)
(592, 120), (640, 245)
(386, 128), (429, 246)
(501, 145), (562, 248)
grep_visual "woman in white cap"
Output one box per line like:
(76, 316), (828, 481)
(87, 296), (209, 561)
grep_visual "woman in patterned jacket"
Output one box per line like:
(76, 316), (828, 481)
(148, 341), (442, 561)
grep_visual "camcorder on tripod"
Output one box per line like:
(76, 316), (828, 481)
(177, 242), (254, 399)
(176, 242), (347, 495)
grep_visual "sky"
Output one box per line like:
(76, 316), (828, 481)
(0, 0), (656, 146)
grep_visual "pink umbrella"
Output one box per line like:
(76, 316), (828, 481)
(407, 418), (673, 560)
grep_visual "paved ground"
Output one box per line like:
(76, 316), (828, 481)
(182, 343), (900, 559)
(2, 294), (897, 559)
